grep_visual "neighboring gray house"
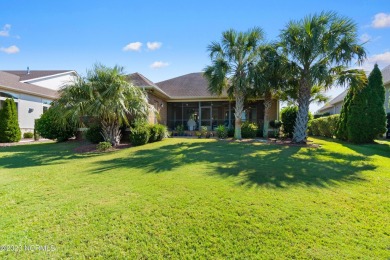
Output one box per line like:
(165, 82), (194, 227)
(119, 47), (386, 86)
(0, 70), (77, 133)
(317, 65), (390, 115)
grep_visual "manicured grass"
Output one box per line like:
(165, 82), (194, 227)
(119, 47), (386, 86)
(0, 138), (389, 258)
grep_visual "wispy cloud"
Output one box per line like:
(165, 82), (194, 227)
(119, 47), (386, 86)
(147, 42), (162, 51)
(360, 33), (371, 43)
(150, 61), (169, 69)
(123, 42), (142, 51)
(0, 45), (20, 54)
(354, 51), (390, 71)
(0, 24), (11, 37)
(372, 13), (390, 28)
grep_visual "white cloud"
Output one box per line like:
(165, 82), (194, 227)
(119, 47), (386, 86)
(0, 24), (11, 37)
(150, 61), (169, 69)
(0, 45), (20, 54)
(122, 42), (142, 51)
(372, 13), (390, 28)
(147, 42), (162, 51)
(360, 33), (371, 42)
(354, 51), (390, 71)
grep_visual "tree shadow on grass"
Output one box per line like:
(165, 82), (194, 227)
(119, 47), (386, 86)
(91, 140), (374, 188)
(314, 136), (390, 157)
(0, 142), (97, 169)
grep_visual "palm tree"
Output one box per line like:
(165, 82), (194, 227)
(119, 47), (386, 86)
(279, 11), (367, 143)
(204, 28), (264, 139)
(56, 64), (149, 146)
(252, 44), (291, 138)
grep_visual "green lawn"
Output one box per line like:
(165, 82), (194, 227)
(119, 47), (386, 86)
(0, 138), (389, 259)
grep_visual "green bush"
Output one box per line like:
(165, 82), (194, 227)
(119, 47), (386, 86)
(130, 123), (150, 146)
(216, 125), (228, 139)
(23, 132), (34, 139)
(281, 106), (313, 138)
(0, 98), (21, 143)
(309, 115), (339, 138)
(227, 127), (235, 137)
(97, 141), (112, 151)
(148, 124), (167, 143)
(241, 122), (258, 138)
(35, 106), (76, 142)
(269, 120), (282, 128)
(86, 124), (105, 144)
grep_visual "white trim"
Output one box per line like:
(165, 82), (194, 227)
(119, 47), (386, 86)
(0, 85), (56, 99)
(20, 71), (77, 83)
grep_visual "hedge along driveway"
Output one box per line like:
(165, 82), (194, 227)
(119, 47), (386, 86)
(0, 138), (389, 258)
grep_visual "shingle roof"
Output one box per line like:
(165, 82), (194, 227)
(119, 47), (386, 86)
(3, 70), (74, 81)
(381, 65), (390, 85)
(127, 72), (169, 98)
(0, 71), (58, 98)
(156, 72), (225, 98)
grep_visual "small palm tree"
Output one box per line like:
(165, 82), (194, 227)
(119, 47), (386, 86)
(252, 44), (291, 138)
(280, 11), (367, 143)
(204, 28), (264, 139)
(56, 64), (149, 146)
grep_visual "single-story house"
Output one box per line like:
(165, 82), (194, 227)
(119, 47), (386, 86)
(128, 72), (279, 131)
(0, 69), (77, 133)
(0, 69), (278, 134)
(318, 65), (390, 115)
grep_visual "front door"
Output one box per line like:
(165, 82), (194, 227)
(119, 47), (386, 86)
(200, 106), (212, 130)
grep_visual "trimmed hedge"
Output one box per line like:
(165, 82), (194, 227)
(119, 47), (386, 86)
(241, 122), (258, 138)
(130, 124), (150, 146)
(216, 125), (228, 139)
(309, 114), (339, 138)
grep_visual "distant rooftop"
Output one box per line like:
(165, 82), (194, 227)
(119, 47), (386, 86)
(4, 70), (75, 81)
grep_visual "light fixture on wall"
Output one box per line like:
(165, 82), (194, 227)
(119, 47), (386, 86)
(28, 108), (34, 113)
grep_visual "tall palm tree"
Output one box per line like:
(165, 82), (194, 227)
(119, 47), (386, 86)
(204, 28), (264, 139)
(56, 64), (149, 146)
(280, 11), (367, 143)
(253, 44), (291, 138)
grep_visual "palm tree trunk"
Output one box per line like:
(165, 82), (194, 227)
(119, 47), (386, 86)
(234, 91), (245, 139)
(101, 121), (121, 146)
(292, 80), (311, 144)
(263, 90), (272, 138)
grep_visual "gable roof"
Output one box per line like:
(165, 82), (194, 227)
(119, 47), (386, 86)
(127, 72), (169, 99)
(0, 71), (58, 99)
(3, 70), (75, 81)
(156, 72), (225, 99)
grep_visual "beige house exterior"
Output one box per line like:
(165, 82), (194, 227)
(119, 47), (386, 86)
(317, 65), (390, 115)
(0, 70), (77, 133)
(128, 72), (279, 131)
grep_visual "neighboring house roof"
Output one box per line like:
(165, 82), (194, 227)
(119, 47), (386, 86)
(3, 70), (75, 82)
(318, 89), (347, 113)
(0, 71), (58, 99)
(381, 65), (390, 85)
(156, 72), (226, 99)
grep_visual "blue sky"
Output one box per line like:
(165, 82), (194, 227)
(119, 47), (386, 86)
(1, 1), (389, 112)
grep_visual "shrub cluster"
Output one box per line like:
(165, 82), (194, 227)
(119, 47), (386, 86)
(309, 115), (339, 138)
(241, 121), (258, 138)
(97, 141), (112, 151)
(23, 132), (34, 139)
(35, 107), (76, 142)
(130, 123), (167, 146)
(0, 99), (21, 143)
(216, 125), (228, 139)
(149, 124), (167, 142)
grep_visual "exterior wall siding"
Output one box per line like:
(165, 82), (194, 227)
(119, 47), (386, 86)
(147, 92), (167, 125)
(25, 73), (76, 91)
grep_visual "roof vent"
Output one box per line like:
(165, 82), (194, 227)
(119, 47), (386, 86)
(27, 66), (30, 74)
